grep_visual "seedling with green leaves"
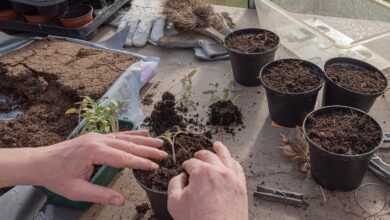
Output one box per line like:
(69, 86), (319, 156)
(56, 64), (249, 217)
(66, 96), (121, 134)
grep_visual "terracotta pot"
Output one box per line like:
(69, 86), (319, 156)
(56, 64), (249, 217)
(24, 14), (52, 24)
(60, 5), (93, 29)
(0, 10), (17, 21)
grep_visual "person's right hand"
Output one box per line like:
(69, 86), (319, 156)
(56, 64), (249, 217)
(167, 142), (248, 220)
(27, 130), (166, 206)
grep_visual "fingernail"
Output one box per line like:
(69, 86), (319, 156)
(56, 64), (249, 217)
(160, 151), (168, 158)
(156, 139), (164, 145)
(151, 162), (159, 170)
(109, 195), (124, 206)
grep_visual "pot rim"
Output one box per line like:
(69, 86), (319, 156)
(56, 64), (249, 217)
(303, 105), (384, 158)
(260, 58), (325, 95)
(60, 4), (93, 21)
(324, 57), (388, 97)
(224, 28), (280, 55)
(133, 170), (168, 195)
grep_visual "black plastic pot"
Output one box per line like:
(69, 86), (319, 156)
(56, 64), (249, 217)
(322, 57), (388, 112)
(260, 59), (324, 127)
(303, 106), (384, 191)
(0, 1), (13, 10)
(11, 0), (68, 17)
(133, 171), (172, 220)
(225, 28), (279, 87)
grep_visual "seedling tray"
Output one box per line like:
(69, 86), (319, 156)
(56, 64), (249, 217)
(0, 0), (129, 40)
(0, 35), (159, 209)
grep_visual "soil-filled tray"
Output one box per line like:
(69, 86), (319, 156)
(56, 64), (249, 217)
(0, 37), (148, 209)
(0, 39), (139, 149)
(0, 0), (129, 40)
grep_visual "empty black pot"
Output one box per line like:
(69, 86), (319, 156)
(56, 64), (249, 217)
(260, 59), (324, 127)
(225, 28), (279, 87)
(322, 57), (388, 112)
(133, 171), (172, 220)
(303, 106), (384, 191)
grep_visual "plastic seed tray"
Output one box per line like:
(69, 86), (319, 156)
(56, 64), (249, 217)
(0, 0), (129, 40)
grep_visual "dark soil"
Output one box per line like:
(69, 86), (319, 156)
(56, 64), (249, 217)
(226, 30), (278, 53)
(326, 64), (387, 94)
(142, 93), (154, 106)
(134, 132), (213, 191)
(135, 202), (150, 215)
(144, 92), (185, 136)
(262, 60), (322, 93)
(208, 100), (242, 126)
(0, 39), (139, 149)
(306, 108), (382, 155)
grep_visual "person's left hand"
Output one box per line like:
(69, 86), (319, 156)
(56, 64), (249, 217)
(28, 130), (166, 206)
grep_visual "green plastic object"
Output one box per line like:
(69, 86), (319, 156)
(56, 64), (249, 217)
(41, 120), (134, 210)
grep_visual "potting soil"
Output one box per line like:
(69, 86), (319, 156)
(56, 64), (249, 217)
(262, 60), (321, 93)
(134, 132), (213, 191)
(0, 39), (139, 148)
(306, 109), (382, 155)
(326, 64), (387, 94)
(226, 31), (278, 53)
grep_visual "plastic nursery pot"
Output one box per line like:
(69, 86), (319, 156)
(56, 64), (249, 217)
(303, 106), (384, 191)
(0, 1), (17, 21)
(133, 171), (173, 220)
(260, 59), (324, 127)
(23, 13), (53, 24)
(0, 10), (17, 21)
(60, 4), (94, 29)
(322, 57), (388, 112)
(225, 28), (279, 87)
(10, 0), (68, 16)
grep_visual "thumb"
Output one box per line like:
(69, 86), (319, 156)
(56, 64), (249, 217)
(63, 179), (125, 206)
(168, 173), (187, 199)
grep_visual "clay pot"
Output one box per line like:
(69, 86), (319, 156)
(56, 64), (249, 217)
(60, 5), (93, 29)
(0, 10), (17, 21)
(24, 14), (53, 24)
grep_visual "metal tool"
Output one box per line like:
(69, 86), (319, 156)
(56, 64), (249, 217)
(253, 185), (309, 208)
(369, 132), (390, 185)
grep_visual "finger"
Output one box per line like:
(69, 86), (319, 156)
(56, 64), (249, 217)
(168, 173), (187, 197)
(114, 134), (163, 148)
(63, 179), (125, 206)
(104, 139), (167, 160)
(213, 141), (234, 168)
(194, 150), (224, 167)
(112, 130), (149, 137)
(182, 158), (206, 176)
(94, 145), (159, 170)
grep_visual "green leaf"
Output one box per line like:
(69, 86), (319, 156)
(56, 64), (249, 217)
(65, 108), (78, 114)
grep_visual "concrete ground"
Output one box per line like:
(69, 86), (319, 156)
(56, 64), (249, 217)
(79, 6), (390, 220)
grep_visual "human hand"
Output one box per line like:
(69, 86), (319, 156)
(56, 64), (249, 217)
(30, 130), (166, 206)
(167, 142), (248, 220)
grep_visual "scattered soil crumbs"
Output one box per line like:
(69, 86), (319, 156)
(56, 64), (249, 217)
(134, 132), (213, 191)
(326, 63), (387, 94)
(226, 30), (278, 53)
(262, 60), (322, 93)
(142, 93), (154, 106)
(0, 39), (139, 148)
(144, 92), (185, 136)
(136, 202), (150, 215)
(306, 108), (382, 155)
(208, 100), (243, 135)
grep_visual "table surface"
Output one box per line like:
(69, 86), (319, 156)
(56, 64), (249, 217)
(0, 5), (389, 220)
(79, 5), (390, 220)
